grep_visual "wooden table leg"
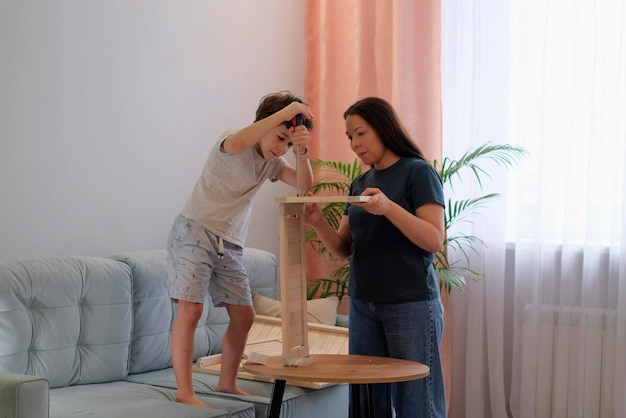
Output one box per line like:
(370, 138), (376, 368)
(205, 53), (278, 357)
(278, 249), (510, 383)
(267, 379), (286, 418)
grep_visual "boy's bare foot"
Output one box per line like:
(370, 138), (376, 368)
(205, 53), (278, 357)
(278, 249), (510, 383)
(175, 395), (216, 408)
(215, 386), (252, 396)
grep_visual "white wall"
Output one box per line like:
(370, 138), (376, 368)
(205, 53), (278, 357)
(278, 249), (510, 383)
(0, 0), (306, 259)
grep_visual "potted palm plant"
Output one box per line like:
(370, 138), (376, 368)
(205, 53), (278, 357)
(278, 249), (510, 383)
(305, 143), (528, 299)
(433, 143), (528, 292)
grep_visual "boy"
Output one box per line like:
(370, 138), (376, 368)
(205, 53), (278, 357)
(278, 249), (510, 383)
(167, 92), (314, 407)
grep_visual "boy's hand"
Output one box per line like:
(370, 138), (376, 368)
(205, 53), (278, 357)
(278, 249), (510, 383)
(290, 125), (310, 152)
(283, 101), (314, 122)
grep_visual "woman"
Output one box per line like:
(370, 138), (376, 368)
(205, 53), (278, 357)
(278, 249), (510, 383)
(305, 97), (446, 417)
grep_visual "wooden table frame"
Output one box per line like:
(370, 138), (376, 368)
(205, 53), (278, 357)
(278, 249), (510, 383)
(275, 196), (369, 365)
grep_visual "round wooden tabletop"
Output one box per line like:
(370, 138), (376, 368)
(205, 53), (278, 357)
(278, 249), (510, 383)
(241, 353), (430, 384)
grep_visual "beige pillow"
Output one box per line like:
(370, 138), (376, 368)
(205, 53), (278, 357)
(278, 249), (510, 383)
(252, 292), (339, 326)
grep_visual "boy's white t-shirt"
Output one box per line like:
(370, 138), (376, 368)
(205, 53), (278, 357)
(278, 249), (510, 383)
(181, 129), (288, 248)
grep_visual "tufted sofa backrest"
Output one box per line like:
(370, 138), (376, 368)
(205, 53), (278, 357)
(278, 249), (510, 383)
(0, 257), (133, 388)
(111, 247), (278, 375)
(0, 247), (278, 383)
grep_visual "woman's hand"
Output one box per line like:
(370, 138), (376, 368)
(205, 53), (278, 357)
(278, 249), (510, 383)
(351, 188), (393, 216)
(304, 194), (324, 229)
(303, 193), (352, 261)
(304, 202), (324, 229)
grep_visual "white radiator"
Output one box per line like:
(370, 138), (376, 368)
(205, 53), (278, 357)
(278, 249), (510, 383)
(520, 304), (617, 418)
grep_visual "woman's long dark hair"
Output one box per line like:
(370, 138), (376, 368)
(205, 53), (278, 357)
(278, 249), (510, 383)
(344, 97), (424, 160)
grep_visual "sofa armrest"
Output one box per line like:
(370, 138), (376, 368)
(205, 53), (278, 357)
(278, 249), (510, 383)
(0, 372), (49, 418)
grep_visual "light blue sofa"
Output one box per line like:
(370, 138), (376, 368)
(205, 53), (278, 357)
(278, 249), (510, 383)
(0, 248), (347, 418)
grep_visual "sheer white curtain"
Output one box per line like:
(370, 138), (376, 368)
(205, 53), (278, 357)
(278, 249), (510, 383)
(441, 1), (626, 417)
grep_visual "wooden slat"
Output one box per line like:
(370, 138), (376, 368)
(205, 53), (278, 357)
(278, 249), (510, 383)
(275, 196), (371, 204)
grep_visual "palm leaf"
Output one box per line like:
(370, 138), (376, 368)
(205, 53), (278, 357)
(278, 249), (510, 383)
(436, 266), (481, 293)
(445, 194), (500, 229)
(434, 143), (528, 191)
(434, 143), (528, 292)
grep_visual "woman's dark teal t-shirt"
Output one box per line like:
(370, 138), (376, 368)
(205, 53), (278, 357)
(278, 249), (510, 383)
(345, 157), (445, 303)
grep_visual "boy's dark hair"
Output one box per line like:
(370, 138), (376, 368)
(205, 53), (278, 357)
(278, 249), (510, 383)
(255, 91), (314, 131)
(344, 97), (424, 160)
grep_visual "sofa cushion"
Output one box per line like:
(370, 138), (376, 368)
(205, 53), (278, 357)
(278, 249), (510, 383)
(125, 368), (349, 418)
(49, 380), (255, 418)
(111, 247), (278, 375)
(0, 257), (133, 388)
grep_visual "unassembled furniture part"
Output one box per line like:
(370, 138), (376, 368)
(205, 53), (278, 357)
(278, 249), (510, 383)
(275, 195), (369, 365)
(193, 314), (349, 389)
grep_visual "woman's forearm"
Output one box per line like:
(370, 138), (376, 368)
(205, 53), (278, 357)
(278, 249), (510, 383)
(312, 217), (351, 261)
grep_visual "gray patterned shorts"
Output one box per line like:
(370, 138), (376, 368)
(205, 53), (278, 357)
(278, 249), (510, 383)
(166, 214), (252, 306)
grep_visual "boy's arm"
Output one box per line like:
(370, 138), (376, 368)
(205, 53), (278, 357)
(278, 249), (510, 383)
(222, 102), (312, 154)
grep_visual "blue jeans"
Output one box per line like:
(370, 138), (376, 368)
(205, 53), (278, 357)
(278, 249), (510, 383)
(349, 297), (447, 418)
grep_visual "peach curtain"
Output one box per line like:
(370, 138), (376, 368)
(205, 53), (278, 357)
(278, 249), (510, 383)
(304, 0), (443, 305)
(304, 0), (449, 405)
(305, 0), (441, 163)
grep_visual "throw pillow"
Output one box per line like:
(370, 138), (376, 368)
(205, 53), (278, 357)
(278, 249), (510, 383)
(251, 292), (339, 326)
